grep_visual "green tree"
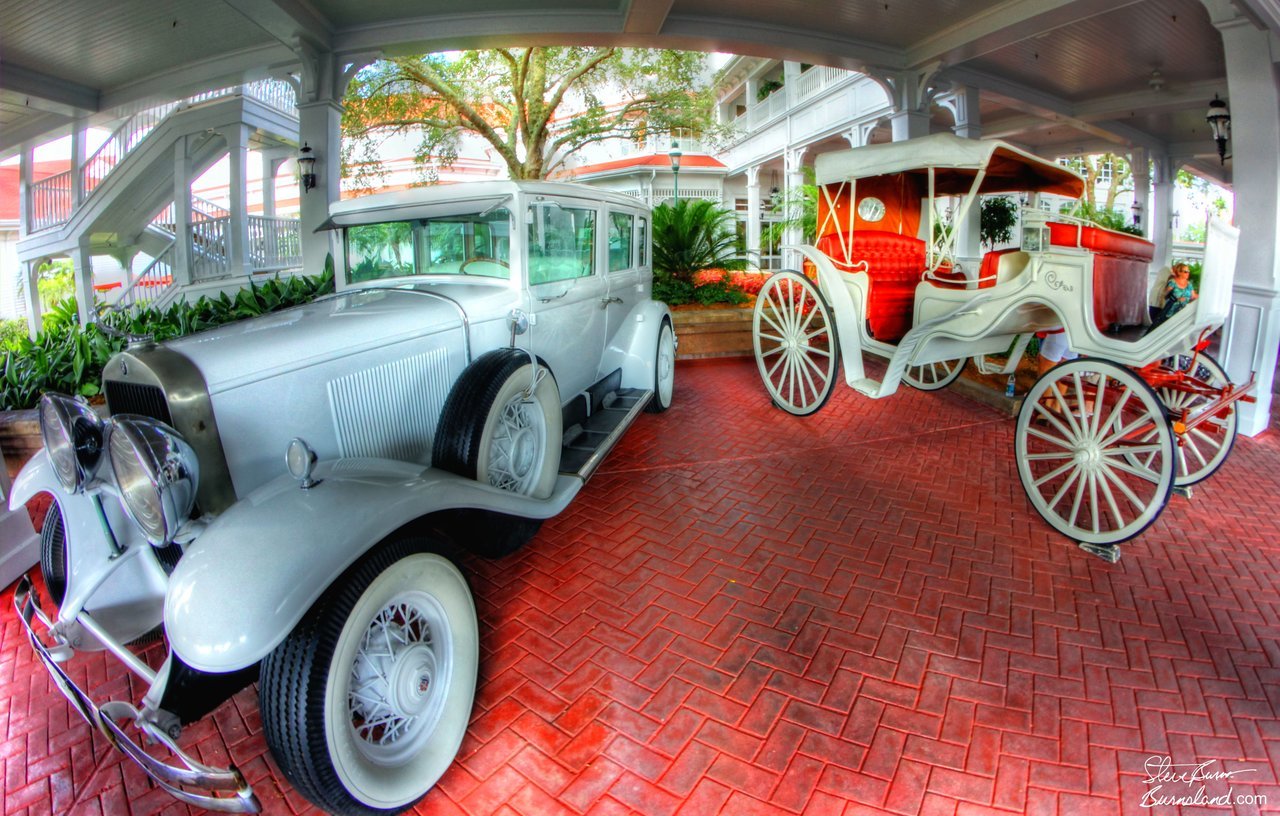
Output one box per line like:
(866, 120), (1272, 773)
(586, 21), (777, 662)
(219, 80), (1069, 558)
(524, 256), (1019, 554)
(652, 199), (743, 283)
(343, 48), (716, 183)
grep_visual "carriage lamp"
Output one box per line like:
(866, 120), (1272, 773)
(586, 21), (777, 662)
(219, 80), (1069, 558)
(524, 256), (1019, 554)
(1206, 95), (1230, 165)
(669, 140), (682, 201)
(298, 142), (317, 192)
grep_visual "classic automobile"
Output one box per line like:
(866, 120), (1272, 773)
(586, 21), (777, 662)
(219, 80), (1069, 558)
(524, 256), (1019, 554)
(10, 180), (676, 814)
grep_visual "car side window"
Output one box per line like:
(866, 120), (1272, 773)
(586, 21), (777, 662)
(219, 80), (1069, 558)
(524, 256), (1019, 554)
(608, 212), (634, 272)
(637, 216), (648, 267)
(347, 221), (415, 282)
(528, 204), (595, 285)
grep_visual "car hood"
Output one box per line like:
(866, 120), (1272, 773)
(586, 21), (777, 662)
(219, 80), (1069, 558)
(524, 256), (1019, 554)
(165, 286), (505, 395)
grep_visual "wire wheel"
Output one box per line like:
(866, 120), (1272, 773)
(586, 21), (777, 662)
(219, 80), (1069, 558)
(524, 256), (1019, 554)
(904, 358), (965, 391)
(752, 270), (839, 416)
(486, 392), (548, 493)
(1015, 358), (1175, 546)
(1149, 353), (1238, 486)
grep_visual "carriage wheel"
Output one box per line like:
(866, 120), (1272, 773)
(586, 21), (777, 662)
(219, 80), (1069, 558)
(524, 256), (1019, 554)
(903, 358), (965, 391)
(752, 271), (839, 416)
(1015, 358), (1175, 546)
(1150, 353), (1238, 486)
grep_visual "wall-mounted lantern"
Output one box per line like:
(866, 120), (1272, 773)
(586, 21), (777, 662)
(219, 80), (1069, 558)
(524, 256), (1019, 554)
(298, 142), (317, 192)
(669, 140), (682, 201)
(1205, 95), (1230, 165)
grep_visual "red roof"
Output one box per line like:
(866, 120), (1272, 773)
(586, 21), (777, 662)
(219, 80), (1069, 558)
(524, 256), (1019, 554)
(567, 153), (725, 178)
(0, 160), (70, 221)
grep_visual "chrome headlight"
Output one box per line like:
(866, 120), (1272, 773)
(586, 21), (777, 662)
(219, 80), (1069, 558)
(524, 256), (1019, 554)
(108, 415), (200, 546)
(38, 393), (104, 492)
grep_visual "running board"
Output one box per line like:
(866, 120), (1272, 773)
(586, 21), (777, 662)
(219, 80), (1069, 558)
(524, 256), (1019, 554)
(559, 388), (652, 482)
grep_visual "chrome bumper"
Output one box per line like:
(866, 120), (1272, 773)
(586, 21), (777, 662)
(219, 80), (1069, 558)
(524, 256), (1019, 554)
(13, 575), (261, 813)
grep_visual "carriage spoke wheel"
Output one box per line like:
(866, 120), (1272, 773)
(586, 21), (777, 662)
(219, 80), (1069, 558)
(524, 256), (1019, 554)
(752, 270), (839, 416)
(904, 358), (965, 391)
(1015, 358), (1175, 546)
(1143, 353), (1238, 486)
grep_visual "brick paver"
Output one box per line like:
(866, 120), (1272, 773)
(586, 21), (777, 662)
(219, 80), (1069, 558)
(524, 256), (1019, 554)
(3, 357), (1280, 814)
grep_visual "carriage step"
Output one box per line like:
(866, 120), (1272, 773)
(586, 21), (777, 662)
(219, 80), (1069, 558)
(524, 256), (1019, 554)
(1078, 542), (1122, 563)
(559, 388), (652, 481)
(849, 377), (883, 398)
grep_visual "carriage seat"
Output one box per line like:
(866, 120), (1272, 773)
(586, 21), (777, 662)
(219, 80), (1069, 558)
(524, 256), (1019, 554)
(1047, 222), (1155, 331)
(815, 230), (928, 342)
(975, 249), (1031, 288)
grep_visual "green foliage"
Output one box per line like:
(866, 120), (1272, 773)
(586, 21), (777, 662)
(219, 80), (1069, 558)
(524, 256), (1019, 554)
(343, 48), (719, 183)
(0, 268), (335, 411)
(980, 196), (1019, 247)
(650, 273), (748, 307)
(762, 170), (818, 251)
(37, 260), (75, 311)
(1061, 200), (1144, 236)
(756, 78), (784, 102)
(0, 320), (29, 350)
(652, 199), (744, 283)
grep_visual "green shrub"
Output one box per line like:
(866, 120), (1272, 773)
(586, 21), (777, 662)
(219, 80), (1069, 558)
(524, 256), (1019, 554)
(652, 199), (744, 283)
(980, 196), (1019, 247)
(0, 266), (335, 411)
(0, 319), (29, 351)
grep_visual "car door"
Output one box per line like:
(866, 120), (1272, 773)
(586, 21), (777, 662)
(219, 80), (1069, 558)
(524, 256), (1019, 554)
(603, 209), (643, 345)
(525, 199), (608, 400)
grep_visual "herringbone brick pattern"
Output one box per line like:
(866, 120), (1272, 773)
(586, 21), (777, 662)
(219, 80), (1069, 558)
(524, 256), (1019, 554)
(3, 357), (1280, 815)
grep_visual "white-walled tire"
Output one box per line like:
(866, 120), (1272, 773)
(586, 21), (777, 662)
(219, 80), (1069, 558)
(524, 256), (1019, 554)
(434, 349), (562, 500)
(1016, 358), (1175, 546)
(260, 541), (478, 816)
(646, 319), (676, 413)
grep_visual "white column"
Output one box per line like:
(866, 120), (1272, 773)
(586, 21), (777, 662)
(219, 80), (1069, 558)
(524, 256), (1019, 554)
(745, 165), (762, 271)
(23, 262), (40, 337)
(298, 100), (342, 276)
(946, 88), (983, 272)
(261, 152), (278, 217)
(1150, 155), (1175, 273)
(69, 240), (94, 326)
(173, 137), (194, 287)
(1206, 1), (1280, 435)
(70, 123), (85, 206)
(18, 144), (33, 238)
(783, 148), (807, 270)
(221, 124), (252, 277)
(890, 111), (930, 142)
(1128, 148), (1150, 238)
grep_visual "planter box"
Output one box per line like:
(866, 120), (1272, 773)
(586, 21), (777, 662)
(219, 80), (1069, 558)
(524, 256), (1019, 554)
(0, 409), (41, 480)
(671, 304), (754, 360)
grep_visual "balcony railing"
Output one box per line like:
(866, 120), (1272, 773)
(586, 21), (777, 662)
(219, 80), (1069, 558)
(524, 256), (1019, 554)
(250, 216), (302, 271)
(191, 216), (230, 281)
(792, 65), (856, 105)
(114, 242), (177, 311)
(29, 171), (72, 232)
(82, 103), (179, 198)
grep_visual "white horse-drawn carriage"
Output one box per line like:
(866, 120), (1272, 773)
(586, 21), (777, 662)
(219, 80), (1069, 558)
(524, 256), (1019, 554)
(752, 133), (1252, 555)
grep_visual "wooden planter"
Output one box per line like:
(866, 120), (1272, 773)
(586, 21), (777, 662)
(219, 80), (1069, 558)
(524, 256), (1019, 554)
(670, 304), (755, 360)
(0, 410), (41, 480)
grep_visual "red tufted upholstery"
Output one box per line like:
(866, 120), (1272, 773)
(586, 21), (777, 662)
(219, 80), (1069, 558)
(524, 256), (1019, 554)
(1047, 222), (1155, 330)
(815, 230), (927, 342)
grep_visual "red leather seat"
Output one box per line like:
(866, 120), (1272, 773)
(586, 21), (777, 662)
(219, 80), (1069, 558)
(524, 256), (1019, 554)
(1047, 222), (1154, 330)
(816, 230), (927, 342)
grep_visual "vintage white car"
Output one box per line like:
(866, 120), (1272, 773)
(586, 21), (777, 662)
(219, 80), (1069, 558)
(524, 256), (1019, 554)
(9, 180), (676, 814)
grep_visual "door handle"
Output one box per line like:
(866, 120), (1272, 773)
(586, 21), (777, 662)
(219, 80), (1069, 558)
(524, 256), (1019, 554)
(600, 296), (623, 307)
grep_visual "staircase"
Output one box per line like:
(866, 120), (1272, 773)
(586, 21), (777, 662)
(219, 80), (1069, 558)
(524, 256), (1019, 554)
(19, 80), (303, 314)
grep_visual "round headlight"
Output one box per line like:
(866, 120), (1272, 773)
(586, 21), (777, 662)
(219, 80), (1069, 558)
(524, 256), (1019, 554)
(38, 393), (104, 492)
(108, 415), (199, 546)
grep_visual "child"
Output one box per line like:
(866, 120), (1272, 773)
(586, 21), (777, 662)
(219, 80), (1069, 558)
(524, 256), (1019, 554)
(1149, 263), (1197, 331)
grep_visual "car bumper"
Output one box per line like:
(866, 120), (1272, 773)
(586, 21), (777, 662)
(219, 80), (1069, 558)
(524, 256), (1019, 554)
(12, 575), (261, 814)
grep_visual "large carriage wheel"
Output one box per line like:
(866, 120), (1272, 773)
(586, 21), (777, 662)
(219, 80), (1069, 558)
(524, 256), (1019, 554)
(903, 358), (965, 391)
(1150, 353), (1238, 486)
(1015, 358), (1175, 546)
(752, 271), (839, 416)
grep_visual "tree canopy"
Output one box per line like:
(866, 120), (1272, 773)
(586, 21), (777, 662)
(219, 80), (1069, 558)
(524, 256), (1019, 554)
(342, 47), (716, 183)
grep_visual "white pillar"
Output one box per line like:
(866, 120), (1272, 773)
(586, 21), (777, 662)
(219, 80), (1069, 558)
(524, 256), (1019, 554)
(261, 152), (277, 218)
(945, 87), (983, 271)
(23, 262), (40, 337)
(70, 123), (85, 206)
(1150, 155), (1175, 273)
(1128, 149), (1150, 238)
(18, 144), (33, 239)
(891, 111), (930, 142)
(221, 124), (252, 277)
(173, 137), (194, 287)
(745, 165), (762, 271)
(1206, 1), (1280, 435)
(298, 100), (342, 276)
(69, 240), (94, 327)
(783, 148), (807, 270)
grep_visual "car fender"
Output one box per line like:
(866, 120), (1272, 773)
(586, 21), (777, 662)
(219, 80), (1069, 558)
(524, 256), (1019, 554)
(9, 451), (168, 645)
(600, 300), (672, 391)
(165, 457), (583, 673)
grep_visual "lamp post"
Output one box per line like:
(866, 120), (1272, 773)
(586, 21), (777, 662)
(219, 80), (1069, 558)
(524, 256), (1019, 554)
(669, 140), (682, 202)
(1206, 95), (1231, 165)
(298, 142), (317, 192)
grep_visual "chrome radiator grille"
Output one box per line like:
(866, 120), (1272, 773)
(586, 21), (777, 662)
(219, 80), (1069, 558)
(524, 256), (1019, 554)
(105, 381), (173, 426)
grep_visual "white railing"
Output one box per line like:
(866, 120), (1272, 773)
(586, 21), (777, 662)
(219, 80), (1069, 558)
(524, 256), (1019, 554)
(654, 187), (721, 202)
(186, 79), (297, 118)
(82, 103), (179, 197)
(114, 242), (177, 311)
(791, 65), (855, 105)
(249, 216), (302, 271)
(191, 215), (229, 281)
(737, 90), (789, 132)
(30, 170), (73, 231)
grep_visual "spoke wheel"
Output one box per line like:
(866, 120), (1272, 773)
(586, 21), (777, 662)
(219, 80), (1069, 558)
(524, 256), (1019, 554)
(1150, 353), (1238, 486)
(261, 541), (477, 816)
(1015, 358), (1175, 546)
(904, 358), (965, 391)
(752, 270), (839, 416)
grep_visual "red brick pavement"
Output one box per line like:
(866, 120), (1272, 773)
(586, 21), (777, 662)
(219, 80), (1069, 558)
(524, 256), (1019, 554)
(3, 356), (1280, 815)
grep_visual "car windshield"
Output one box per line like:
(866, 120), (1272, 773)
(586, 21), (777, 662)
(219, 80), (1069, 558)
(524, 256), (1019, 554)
(346, 209), (512, 282)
